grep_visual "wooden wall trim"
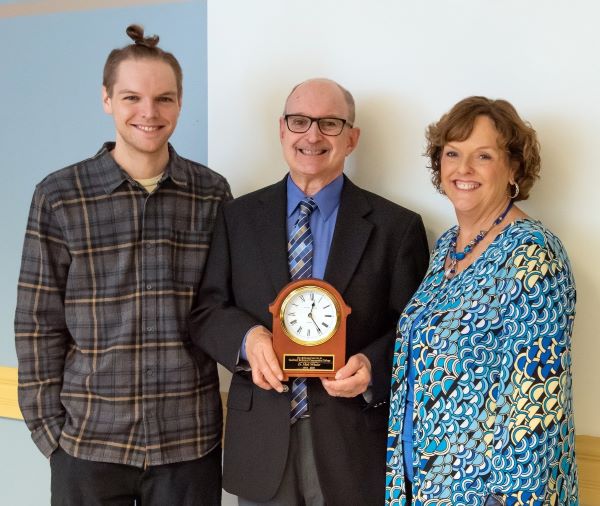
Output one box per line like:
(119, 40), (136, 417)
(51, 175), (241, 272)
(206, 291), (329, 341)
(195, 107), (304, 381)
(578, 435), (600, 505)
(1, 367), (599, 504)
(0, 0), (186, 20)
(0, 366), (22, 420)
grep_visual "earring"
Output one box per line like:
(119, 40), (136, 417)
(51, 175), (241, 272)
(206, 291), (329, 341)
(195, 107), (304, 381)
(509, 182), (520, 199)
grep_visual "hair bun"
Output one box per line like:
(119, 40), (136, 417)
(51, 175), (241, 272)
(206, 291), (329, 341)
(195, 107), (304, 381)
(126, 24), (159, 49)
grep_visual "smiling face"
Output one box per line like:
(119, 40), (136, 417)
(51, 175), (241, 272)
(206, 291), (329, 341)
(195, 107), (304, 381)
(441, 115), (515, 219)
(279, 79), (360, 194)
(102, 58), (181, 166)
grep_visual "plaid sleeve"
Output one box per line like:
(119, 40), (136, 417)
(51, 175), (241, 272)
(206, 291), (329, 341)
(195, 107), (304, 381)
(15, 185), (71, 458)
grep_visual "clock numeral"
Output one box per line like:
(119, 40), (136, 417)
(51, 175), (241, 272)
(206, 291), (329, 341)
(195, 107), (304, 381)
(325, 314), (333, 318)
(288, 312), (296, 317)
(310, 292), (314, 301)
(307, 329), (311, 337)
(300, 295), (305, 302)
(296, 326), (302, 334)
(323, 304), (331, 309)
(290, 319), (297, 326)
(323, 322), (329, 328)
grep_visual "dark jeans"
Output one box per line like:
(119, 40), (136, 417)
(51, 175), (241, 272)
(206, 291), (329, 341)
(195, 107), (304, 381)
(50, 445), (221, 506)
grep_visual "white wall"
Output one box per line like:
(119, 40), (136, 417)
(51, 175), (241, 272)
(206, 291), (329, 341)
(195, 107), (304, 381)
(208, 0), (600, 436)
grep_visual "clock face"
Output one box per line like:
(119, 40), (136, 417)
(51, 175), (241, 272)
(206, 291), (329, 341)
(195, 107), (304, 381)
(280, 285), (340, 345)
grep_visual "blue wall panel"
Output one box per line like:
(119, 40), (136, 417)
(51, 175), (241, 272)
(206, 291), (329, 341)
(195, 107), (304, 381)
(0, 2), (207, 504)
(0, 0), (208, 363)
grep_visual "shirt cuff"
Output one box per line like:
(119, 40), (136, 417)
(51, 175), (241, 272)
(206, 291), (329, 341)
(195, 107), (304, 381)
(236, 325), (262, 369)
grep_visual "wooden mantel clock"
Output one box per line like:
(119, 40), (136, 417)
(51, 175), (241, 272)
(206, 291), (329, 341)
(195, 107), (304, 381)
(269, 278), (351, 380)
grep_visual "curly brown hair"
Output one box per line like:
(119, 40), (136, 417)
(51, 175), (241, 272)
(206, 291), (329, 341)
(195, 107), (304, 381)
(103, 24), (183, 99)
(425, 96), (541, 201)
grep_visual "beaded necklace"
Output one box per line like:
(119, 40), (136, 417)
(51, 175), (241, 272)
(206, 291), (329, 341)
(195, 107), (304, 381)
(444, 200), (513, 280)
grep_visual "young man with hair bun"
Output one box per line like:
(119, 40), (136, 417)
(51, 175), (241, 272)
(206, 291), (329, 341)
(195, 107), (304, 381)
(15, 24), (230, 505)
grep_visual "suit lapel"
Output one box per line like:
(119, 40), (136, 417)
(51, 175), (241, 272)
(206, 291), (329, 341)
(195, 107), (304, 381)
(255, 177), (291, 293)
(324, 177), (373, 294)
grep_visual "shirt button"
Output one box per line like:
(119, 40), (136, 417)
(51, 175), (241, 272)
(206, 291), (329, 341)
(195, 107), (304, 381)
(145, 243), (153, 249)
(146, 326), (154, 333)
(145, 368), (154, 376)
(146, 284), (153, 290)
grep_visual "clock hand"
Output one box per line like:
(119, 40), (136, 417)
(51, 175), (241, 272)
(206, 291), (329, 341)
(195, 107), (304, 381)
(308, 310), (322, 334)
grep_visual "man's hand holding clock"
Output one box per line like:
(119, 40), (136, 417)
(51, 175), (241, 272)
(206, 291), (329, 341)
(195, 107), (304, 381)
(245, 325), (285, 393)
(244, 279), (370, 398)
(246, 326), (371, 398)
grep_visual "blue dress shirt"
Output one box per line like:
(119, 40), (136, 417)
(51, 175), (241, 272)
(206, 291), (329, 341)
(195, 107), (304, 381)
(285, 174), (342, 279)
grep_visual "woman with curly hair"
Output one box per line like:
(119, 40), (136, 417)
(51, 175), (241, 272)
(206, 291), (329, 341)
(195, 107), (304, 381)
(386, 97), (578, 506)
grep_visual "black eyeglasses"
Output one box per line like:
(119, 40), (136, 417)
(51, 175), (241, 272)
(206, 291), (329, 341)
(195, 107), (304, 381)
(284, 114), (353, 136)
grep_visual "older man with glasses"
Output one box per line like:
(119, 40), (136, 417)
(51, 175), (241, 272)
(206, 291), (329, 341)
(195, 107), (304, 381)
(189, 78), (429, 506)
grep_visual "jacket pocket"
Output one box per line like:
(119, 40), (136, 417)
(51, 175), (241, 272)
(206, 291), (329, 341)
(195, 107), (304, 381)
(227, 381), (253, 411)
(363, 402), (389, 431)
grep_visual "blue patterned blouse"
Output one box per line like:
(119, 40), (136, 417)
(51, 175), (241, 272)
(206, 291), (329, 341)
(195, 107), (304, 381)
(386, 219), (578, 506)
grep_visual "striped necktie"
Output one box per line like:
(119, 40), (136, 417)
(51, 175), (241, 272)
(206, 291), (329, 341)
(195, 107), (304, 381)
(288, 197), (317, 423)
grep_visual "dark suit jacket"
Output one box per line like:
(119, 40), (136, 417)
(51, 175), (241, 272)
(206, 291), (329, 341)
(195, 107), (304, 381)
(189, 175), (429, 505)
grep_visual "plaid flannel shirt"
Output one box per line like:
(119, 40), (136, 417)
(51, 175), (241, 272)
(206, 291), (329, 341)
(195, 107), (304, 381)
(15, 143), (232, 467)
